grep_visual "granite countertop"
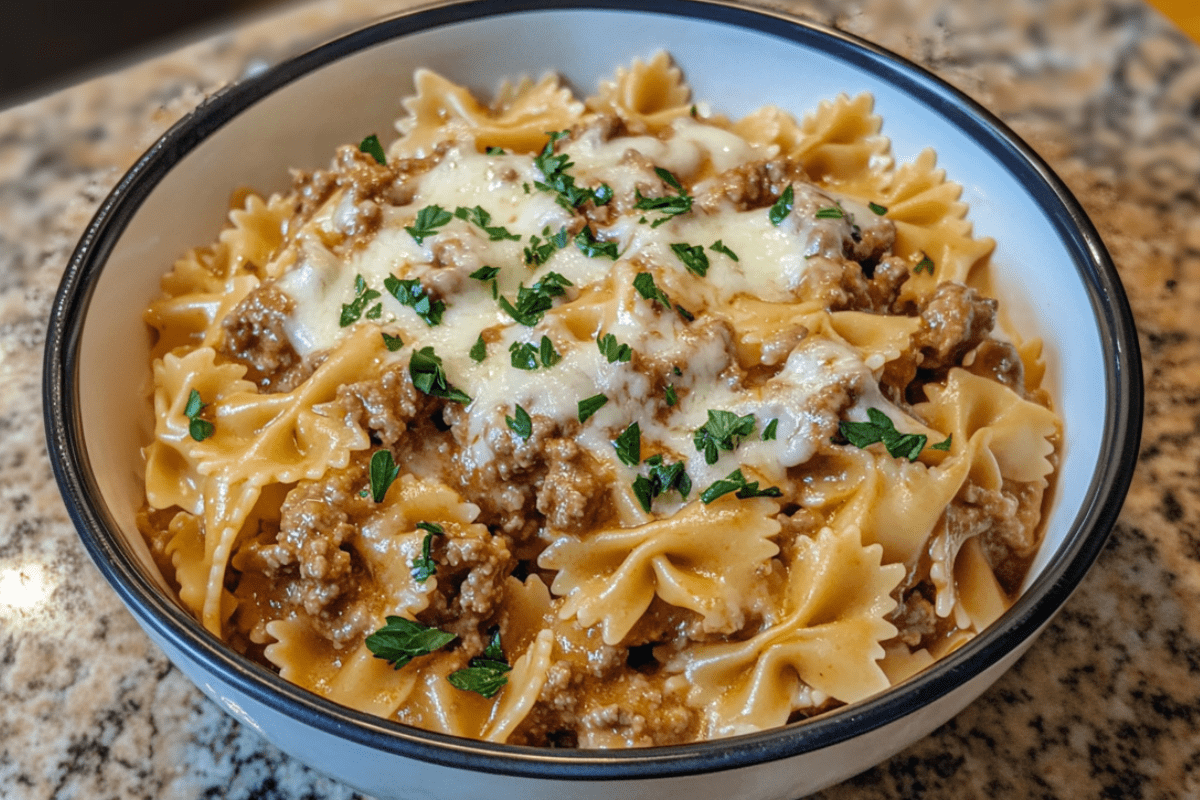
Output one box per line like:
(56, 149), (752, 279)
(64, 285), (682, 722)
(1, 0), (1196, 797)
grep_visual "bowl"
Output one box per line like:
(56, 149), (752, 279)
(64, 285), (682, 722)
(43, 1), (1142, 797)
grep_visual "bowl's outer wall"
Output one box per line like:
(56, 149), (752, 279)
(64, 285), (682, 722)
(46, 0), (1141, 795)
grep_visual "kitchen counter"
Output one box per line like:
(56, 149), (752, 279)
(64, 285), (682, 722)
(1, 0), (1196, 797)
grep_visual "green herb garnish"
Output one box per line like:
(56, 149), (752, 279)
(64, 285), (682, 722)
(633, 271), (672, 308)
(499, 270), (573, 325)
(700, 468), (782, 504)
(539, 335), (561, 367)
(184, 389), (214, 442)
(930, 434), (953, 452)
(454, 205), (520, 241)
(710, 240), (739, 261)
(533, 130), (613, 209)
(694, 410), (756, 465)
(914, 254), (935, 275)
(384, 276), (445, 326)
(509, 341), (538, 370)
(469, 333), (487, 363)
(669, 242), (709, 277)
(447, 629), (511, 698)
(578, 393), (608, 423)
(485, 146), (505, 155)
(365, 303), (383, 320)
(762, 418), (779, 441)
(597, 332), (633, 363)
(409, 347), (471, 404)
(410, 522), (444, 583)
(366, 616), (456, 670)
(574, 227), (619, 260)
(382, 332), (404, 352)
(613, 421), (641, 467)
(868, 202), (888, 215)
(664, 383), (677, 407)
(837, 408), (927, 461)
(340, 274), (382, 327)
(768, 185), (794, 226)
(632, 454), (691, 513)
(634, 167), (693, 227)
(814, 205), (844, 219)
(506, 404), (533, 440)
(469, 265), (500, 281)
(523, 226), (570, 267)
(405, 204), (453, 244)
(369, 449), (401, 502)
(359, 134), (387, 165)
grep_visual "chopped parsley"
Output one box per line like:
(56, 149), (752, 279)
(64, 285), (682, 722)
(869, 201), (888, 215)
(578, 393), (608, 423)
(409, 346), (471, 404)
(533, 130), (613, 210)
(358, 134), (387, 165)
(381, 332), (404, 352)
(632, 454), (692, 513)
(914, 254), (935, 275)
(410, 522), (444, 583)
(485, 146), (505, 155)
(369, 449), (401, 502)
(405, 204), (452, 244)
(340, 274), (382, 327)
(469, 265), (500, 299)
(384, 276), (445, 326)
(539, 335), (562, 367)
(499, 270), (573, 325)
(574, 226), (619, 260)
(365, 303), (382, 319)
(523, 226), (570, 267)
(184, 389), (214, 442)
(613, 421), (641, 467)
(669, 242), (709, 277)
(930, 434), (953, 451)
(469, 333), (487, 363)
(509, 336), (560, 370)
(762, 418), (779, 441)
(837, 407), (927, 461)
(634, 167), (693, 227)
(709, 239), (739, 262)
(768, 185), (794, 226)
(447, 629), (511, 698)
(597, 332), (633, 363)
(814, 205), (845, 219)
(633, 271), (671, 308)
(700, 468), (783, 504)
(506, 404), (533, 440)
(694, 410), (756, 465)
(366, 616), (456, 670)
(454, 205), (520, 241)
(664, 383), (677, 407)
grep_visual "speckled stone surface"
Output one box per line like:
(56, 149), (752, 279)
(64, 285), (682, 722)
(0, 0), (1195, 797)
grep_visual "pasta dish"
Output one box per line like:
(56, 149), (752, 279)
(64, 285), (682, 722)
(137, 54), (1061, 747)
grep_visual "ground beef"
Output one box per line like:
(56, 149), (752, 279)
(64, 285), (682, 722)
(796, 252), (911, 311)
(415, 528), (513, 652)
(978, 480), (1046, 592)
(220, 283), (307, 391)
(914, 281), (997, 372)
(333, 363), (436, 446)
(887, 585), (938, 648)
(965, 338), (1027, 395)
(693, 157), (807, 213)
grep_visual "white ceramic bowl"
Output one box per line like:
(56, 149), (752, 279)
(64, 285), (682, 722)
(44, 2), (1142, 798)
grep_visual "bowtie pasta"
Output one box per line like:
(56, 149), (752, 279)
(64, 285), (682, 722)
(137, 53), (1060, 747)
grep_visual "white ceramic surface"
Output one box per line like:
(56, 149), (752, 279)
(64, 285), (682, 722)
(47, 3), (1139, 798)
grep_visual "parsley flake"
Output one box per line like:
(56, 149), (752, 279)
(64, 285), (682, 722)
(768, 185), (794, 226)
(366, 616), (456, 670)
(184, 389), (214, 441)
(762, 418), (779, 441)
(340, 274), (382, 327)
(837, 407), (927, 461)
(914, 254), (935, 275)
(597, 332), (633, 363)
(930, 434), (953, 452)
(523, 226), (570, 267)
(469, 265), (500, 281)
(410, 522), (444, 583)
(485, 146), (505, 155)
(869, 201), (888, 215)
(632, 454), (692, 513)
(447, 629), (512, 698)
(613, 421), (641, 467)
(454, 205), (520, 241)
(700, 468), (782, 504)
(506, 404), (533, 440)
(539, 335), (562, 367)
(382, 332), (404, 351)
(664, 383), (678, 407)
(694, 410), (756, 465)
(634, 167), (693, 227)
(499, 270), (572, 325)
(533, 130), (612, 209)
(409, 347), (471, 404)
(509, 341), (539, 370)
(469, 333), (487, 363)
(669, 242), (709, 277)
(384, 276), (445, 326)
(405, 204), (453, 244)
(578, 393), (608, 423)
(710, 240), (739, 262)
(359, 134), (387, 165)
(369, 449), (401, 503)
(574, 227), (619, 260)
(633, 271), (672, 308)
(815, 205), (844, 219)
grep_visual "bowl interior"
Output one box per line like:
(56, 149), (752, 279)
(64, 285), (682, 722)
(68, 5), (1115, 761)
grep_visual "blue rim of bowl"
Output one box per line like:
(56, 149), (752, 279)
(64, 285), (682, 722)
(44, 0), (1142, 782)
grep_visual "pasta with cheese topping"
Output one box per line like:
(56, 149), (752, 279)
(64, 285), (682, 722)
(136, 53), (1061, 747)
